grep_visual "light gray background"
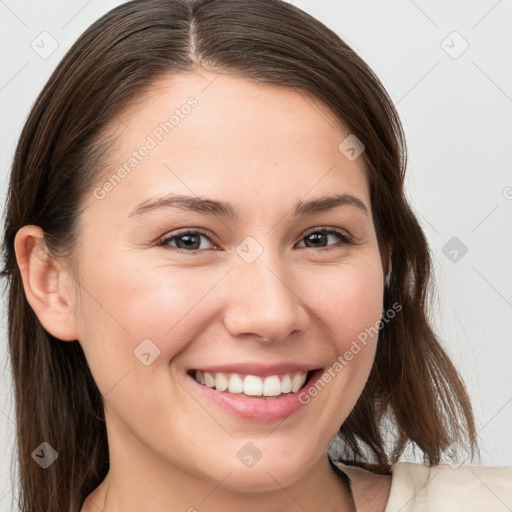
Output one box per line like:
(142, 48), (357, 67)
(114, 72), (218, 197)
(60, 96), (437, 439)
(1, 0), (511, 507)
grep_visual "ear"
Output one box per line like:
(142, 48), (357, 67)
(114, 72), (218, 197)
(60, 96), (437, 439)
(14, 225), (79, 341)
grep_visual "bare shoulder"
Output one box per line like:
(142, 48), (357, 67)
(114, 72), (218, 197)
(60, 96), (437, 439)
(339, 464), (392, 512)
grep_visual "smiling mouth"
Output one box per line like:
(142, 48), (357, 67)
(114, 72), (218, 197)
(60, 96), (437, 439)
(187, 369), (316, 398)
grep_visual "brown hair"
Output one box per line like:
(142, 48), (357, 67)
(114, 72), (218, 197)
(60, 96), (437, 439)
(1, 0), (477, 510)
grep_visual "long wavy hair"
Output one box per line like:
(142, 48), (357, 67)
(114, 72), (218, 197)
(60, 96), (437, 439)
(1, 0), (477, 510)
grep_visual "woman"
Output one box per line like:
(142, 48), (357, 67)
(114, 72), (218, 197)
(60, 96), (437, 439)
(2, 1), (510, 511)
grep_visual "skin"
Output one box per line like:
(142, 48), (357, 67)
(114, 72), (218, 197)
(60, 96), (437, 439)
(15, 70), (391, 511)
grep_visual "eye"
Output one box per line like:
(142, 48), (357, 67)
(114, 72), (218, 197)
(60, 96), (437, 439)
(157, 229), (216, 252)
(157, 227), (352, 254)
(296, 228), (352, 250)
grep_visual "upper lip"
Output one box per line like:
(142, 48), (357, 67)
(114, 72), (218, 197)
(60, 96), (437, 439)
(189, 362), (322, 377)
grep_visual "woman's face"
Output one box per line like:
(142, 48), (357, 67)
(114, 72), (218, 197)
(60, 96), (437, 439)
(73, 71), (385, 491)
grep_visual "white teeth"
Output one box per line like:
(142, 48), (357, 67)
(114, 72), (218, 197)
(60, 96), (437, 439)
(244, 375), (263, 396)
(204, 372), (215, 388)
(228, 374), (244, 394)
(263, 375), (282, 396)
(214, 373), (229, 392)
(194, 370), (310, 397)
(291, 373), (307, 392)
(281, 374), (292, 393)
(195, 370), (205, 385)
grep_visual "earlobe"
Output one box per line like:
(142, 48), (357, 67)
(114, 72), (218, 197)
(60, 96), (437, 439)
(14, 225), (79, 342)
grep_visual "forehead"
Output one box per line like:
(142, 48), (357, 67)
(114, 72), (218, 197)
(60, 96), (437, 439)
(86, 71), (370, 220)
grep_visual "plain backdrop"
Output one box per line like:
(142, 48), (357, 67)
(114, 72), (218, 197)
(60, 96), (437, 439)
(1, 0), (511, 507)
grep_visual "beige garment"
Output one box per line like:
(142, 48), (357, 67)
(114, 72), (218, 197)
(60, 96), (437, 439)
(333, 460), (512, 511)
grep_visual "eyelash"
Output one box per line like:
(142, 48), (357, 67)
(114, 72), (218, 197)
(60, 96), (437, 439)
(156, 227), (353, 254)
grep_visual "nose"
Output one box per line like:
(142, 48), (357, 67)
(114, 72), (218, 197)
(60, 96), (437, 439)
(222, 251), (310, 344)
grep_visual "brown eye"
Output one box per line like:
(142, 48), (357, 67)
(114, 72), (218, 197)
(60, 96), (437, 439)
(157, 227), (352, 254)
(297, 228), (351, 249)
(158, 230), (215, 252)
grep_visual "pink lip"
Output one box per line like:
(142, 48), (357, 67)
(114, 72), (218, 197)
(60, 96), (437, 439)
(187, 368), (324, 423)
(190, 362), (320, 377)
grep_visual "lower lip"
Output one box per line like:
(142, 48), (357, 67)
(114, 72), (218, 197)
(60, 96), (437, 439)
(188, 369), (324, 423)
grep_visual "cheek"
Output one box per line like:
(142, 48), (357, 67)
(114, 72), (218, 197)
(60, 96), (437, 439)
(304, 259), (384, 350)
(302, 262), (383, 407)
(74, 254), (222, 376)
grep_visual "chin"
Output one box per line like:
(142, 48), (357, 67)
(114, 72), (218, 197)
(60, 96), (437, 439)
(213, 463), (307, 493)
(195, 447), (314, 493)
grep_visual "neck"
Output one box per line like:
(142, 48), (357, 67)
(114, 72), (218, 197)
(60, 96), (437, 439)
(82, 420), (353, 512)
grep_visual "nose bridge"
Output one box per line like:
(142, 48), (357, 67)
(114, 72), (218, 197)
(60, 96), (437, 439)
(224, 239), (307, 342)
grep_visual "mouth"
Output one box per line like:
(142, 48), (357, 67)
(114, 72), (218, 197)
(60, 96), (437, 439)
(186, 368), (317, 399)
(186, 365), (326, 423)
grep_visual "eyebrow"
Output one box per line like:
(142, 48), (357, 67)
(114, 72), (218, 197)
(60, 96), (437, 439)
(128, 192), (369, 219)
